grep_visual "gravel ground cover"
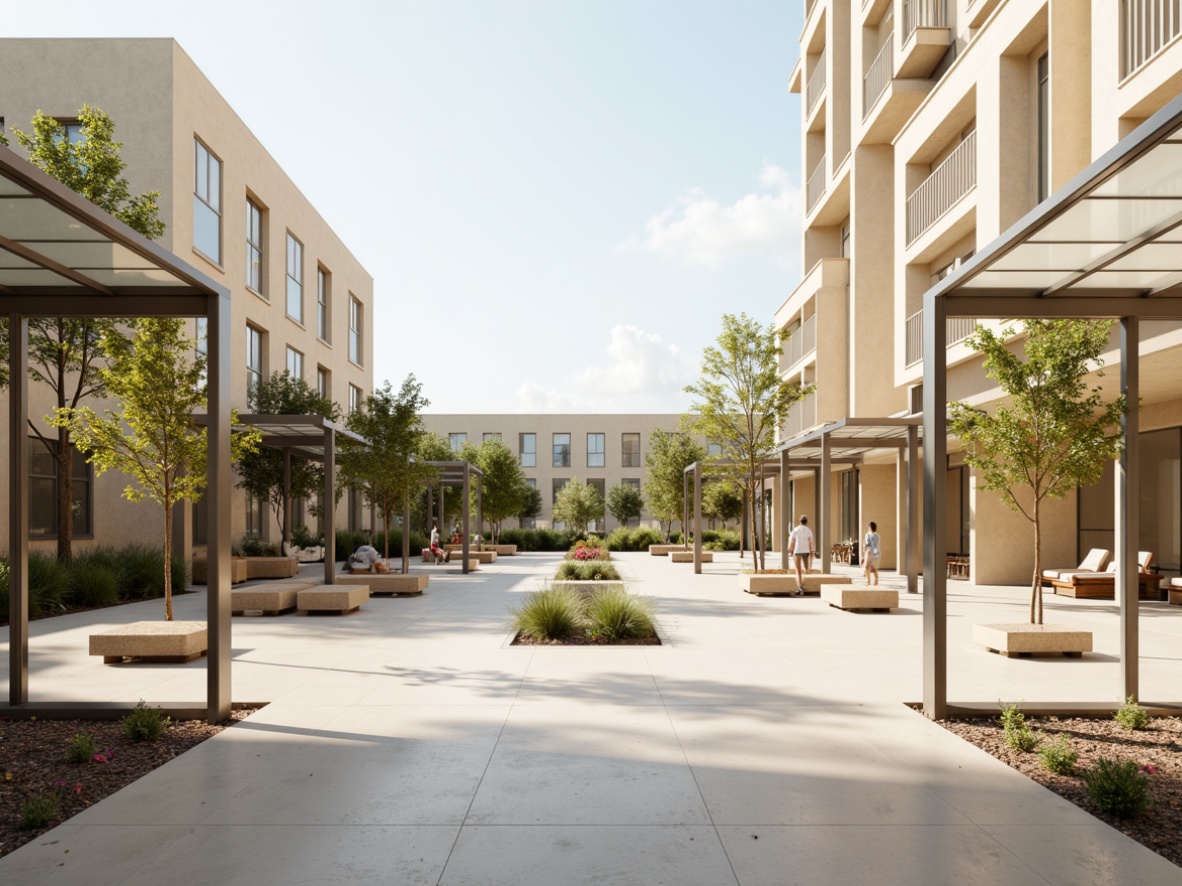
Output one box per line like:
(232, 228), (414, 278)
(943, 714), (1182, 868)
(0, 708), (256, 859)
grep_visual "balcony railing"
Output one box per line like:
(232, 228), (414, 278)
(902, 0), (947, 43)
(806, 48), (828, 116)
(782, 314), (817, 369)
(863, 39), (893, 118)
(906, 130), (976, 244)
(806, 155), (827, 212)
(782, 391), (818, 441)
(1121, 0), (1182, 79)
(904, 309), (978, 367)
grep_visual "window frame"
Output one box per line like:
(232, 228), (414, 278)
(246, 324), (264, 395)
(317, 366), (330, 401)
(520, 432), (537, 467)
(28, 437), (94, 539)
(285, 345), (304, 381)
(317, 265), (331, 342)
(348, 295), (363, 366)
(246, 196), (264, 295)
(193, 138), (222, 265)
(621, 432), (641, 468)
(348, 384), (363, 415)
(587, 432), (605, 468)
(553, 432), (571, 468)
(449, 432), (468, 453)
(285, 232), (304, 324)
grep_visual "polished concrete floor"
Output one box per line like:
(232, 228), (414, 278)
(2, 551), (1180, 885)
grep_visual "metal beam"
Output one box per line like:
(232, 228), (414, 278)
(206, 292), (232, 724)
(282, 448), (292, 550)
(461, 464), (470, 574)
(0, 294), (212, 317)
(906, 423), (920, 595)
(323, 426), (336, 586)
(943, 295), (1182, 320)
(402, 494), (411, 575)
(820, 435), (831, 573)
(693, 463), (703, 574)
(780, 449), (790, 570)
(1118, 317), (1140, 702)
(8, 314), (28, 706)
(922, 293), (948, 719)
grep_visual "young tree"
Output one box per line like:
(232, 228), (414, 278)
(703, 478), (743, 529)
(685, 313), (811, 570)
(606, 484), (644, 528)
(54, 319), (259, 620)
(459, 438), (527, 543)
(235, 371), (339, 548)
(8, 106), (166, 562)
(949, 320), (1126, 625)
(644, 428), (704, 541)
(516, 484), (543, 529)
(553, 477), (605, 536)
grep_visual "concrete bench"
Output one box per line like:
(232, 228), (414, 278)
(821, 585), (899, 613)
(670, 551), (712, 563)
(338, 573), (428, 596)
(738, 570), (823, 596)
(90, 620), (208, 664)
(191, 557), (248, 585)
(649, 545), (686, 556)
(232, 579), (320, 616)
(297, 584), (370, 615)
(242, 556), (300, 580)
(973, 623), (1092, 658)
(1171, 578), (1182, 606)
(490, 544), (517, 556)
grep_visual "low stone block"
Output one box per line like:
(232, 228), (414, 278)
(801, 574), (851, 595)
(821, 585), (899, 612)
(338, 573), (428, 596)
(298, 584), (370, 614)
(472, 550), (497, 564)
(90, 621), (208, 664)
(973, 623), (1093, 658)
(191, 556), (248, 585)
(231, 580), (319, 616)
(670, 551), (713, 563)
(649, 545), (685, 556)
(1171, 578), (1182, 606)
(490, 544), (517, 556)
(243, 556), (300, 580)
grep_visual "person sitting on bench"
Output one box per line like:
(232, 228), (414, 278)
(346, 543), (388, 573)
(430, 524), (449, 564)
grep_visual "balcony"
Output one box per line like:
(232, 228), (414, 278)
(806, 155), (827, 213)
(861, 39), (934, 143)
(781, 314), (817, 371)
(1121, 0), (1182, 80)
(906, 131), (976, 245)
(806, 47), (828, 119)
(904, 310), (978, 367)
(897, 0), (951, 78)
(863, 40), (893, 117)
(966, 0), (1002, 29)
(782, 391), (818, 441)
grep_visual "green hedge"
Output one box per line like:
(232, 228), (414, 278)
(334, 529), (430, 561)
(499, 528), (593, 552)
(603, 527), (665, 551)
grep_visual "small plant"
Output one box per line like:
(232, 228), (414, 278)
(1037, 734), (1079, 775)
(999, 701), (1042, 752)
(241, 536), (279, 557)
(554, 561), (622, 582)
(1114, 696), (1150, 731)
(585, 589), (656, 641)
(1083, 758), (1153, 818)
(19, 793), (60, 830)
(122, 700), (171, 743)
(67, 732), (100, 764)
(512, 588), (583, 641)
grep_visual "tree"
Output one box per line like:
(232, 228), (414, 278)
(7, 106), (166, 561)
(459, 438), (527, 543)
(685, 313), (810, 570)
(949, 320), (1126, 625)
(338, 376), (434, 572)
(703, 478), (743, 529)
(54, 319), (259, 620)
(516, 484), (543, 528)
(235, 372), (339, 548)
(644, 428), (704, 541)
(606, 484), (644, 528)
(553, 477), (604, 536)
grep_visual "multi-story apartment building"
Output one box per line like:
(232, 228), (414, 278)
(0, 38), (375, 559)
(421, 415), (708, 533)
(782, 0), (1182, 583)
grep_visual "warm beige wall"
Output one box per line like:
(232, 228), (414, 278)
(970, 471), (1077, 586)
(860, 462), (897, 570)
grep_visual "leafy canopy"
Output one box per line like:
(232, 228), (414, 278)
(553, 477), (605, 536)
(606, 483), (644, 527)
(459, 438), (527, 543)
(644, 428), (704, 540)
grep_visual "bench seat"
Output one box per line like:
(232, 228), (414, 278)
(297, 584), (370, 615)
(90, 620), (207, 664)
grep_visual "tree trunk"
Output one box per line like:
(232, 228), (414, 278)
(1031, 498), (1042, 626)
(163, 497), (174, 621)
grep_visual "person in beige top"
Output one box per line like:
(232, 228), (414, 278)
(786, 515), (815, 596)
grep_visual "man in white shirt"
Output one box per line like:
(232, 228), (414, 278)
(787, 515), (815, 596)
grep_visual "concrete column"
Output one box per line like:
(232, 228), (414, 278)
(282, 448), (292, 548)
(1118, 317), (1139, 702)
(820, 436), (831, 572)
(907, 425), (919, 594)
(402, 494), (411, 575)
(780, 450), (790, 570)
(206, 292), (233, 723)
(693, 464), (703, 574)
(461, 467), (471, 575)
(8, 314), (28, 706)
(323, 427), (336, 586)
(922, 295), (947, 720)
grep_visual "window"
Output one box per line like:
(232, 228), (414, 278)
(246, 198), (263, 294)
(520, 432), (536, 467)
(552, 478), (569, 529)
(348, 384), (362, 415)
(291, 497), (307, 531)
(839, 469), (860, 542)
(522, 478), (537, 529)
(587, 433), (605, 468)
(708, 443), (723, 457)
(193, 139), (221, 263)
(286, 346), (303, 381)
(483, 432), (502, 442)
(28, 438), (92, 538)
(286, 233), (303, 323)
(317, 366), (329, 400)
(1037, 52), (1050, 203)
(840, 218), (851, 258)
(553, 433), (571, 468)
(621, 433), (641, 468)
(317, 267), (330, 341)
(588, 478), (606, 532)
(449, 433), (467, 452)
(246, 325), (263, 394)
(349, 296), (363, 364)
(245, 494), (264, 538)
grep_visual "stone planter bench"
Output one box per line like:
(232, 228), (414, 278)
(232, 579), (320, 616)
(490, 544), (517, 556)
(298, 584), (370, 615)
(973, 623), (1093, 658)
(338, 573), (428, 596)
(821, 585), (899, 613)
(649, 545), (686, 556)
(670, 551), (711, 563)
(243, 556), (300, 580)
(738, 570), (827, 596)
(90, 621), (208, 664)
(191, 556), (248, 585)
(1170, 578), (1182, 606)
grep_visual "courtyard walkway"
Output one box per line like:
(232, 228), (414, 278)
(1, 551), (1180, 885)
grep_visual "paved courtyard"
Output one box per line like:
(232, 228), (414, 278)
(2, 551), (1181, 885)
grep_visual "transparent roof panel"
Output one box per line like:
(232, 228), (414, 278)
(1105, 243), (1182, 271)
(0, 180), (31, 197)
(0, 197), (94, 241)
(34, 241), (160, 270)
(80, 268), (191, 287)
(0, 251), (43, 270)
(989, 241), (1120, 272)
(0, 269), (82, 287)
(1092, 141), (1182, 198)
(959, 270), (1073, 290)
(1030, 198), (1182, 244)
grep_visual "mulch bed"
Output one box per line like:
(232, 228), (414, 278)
(511, 631), (662, 646)
(942, 714), (1182, 868)
(0, 707), (257, 859)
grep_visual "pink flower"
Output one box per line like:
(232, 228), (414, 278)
(92, 754), (108, 764)
(1140, 764), (1158, 775)
(72, 784), (82, 794)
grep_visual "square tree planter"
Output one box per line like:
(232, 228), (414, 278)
(973, 623), (1093, 658)
(90, 621), (208, 664)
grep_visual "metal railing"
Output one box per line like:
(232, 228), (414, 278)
(906, 130), (976, 244)
(863, 40), (893, 118)
(1121, 0), (1182, 79)
(782, 314), (817, 369)
(904, 309), (977, 367)
(806, 48), (828, 115)
(806, 155), (827, 212)
(782, 391), (818, 441)
(902, 0), (947, 43)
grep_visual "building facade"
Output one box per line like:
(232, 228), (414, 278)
(0, 38), (375, 559)
(781, 0), (1182, 582)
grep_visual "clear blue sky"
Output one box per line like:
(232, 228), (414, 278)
(6, 1), (805, 413)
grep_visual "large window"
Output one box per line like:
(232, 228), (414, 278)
(245, 494), (264, 538)
(246, 325), (263, 394)
(587, 433), (605, 468)
(286, 233), (304, 323)
(520, 432), (536, 467)
(707, 442), (723, 458)
(1037, 52), (1050, 203)
(317, 267), (331, 341)
(246, 198), (263, 294)
(193, 139), (221, 263)
(839, 469), (860, 543)
(348, 384), (362, 415)
(349, 296), (363, 365)
(28, 438), (92, 538)
(552, 478), (569, 529)
(483, 432), (502, 442)
(621, 433), (641, 468)
(317, 366), (330, 400)
(553, 433), (571, 468)
(522, 478), (537, 529)
(286, 346), (303, 381)
(449, 432), (467, 452)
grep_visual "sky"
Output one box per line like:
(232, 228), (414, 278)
(5, 0), (805, 414)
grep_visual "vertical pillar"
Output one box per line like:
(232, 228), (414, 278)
(8, 314), (28, 706)
(477, 476), (484, 549)
(1118, 316), (1139, 702)
(740, 490), (748, 555)
(323, 426), (335, 586)
(780, 450), (790, 570)
(683, 470), (690, 549)
(206, 293), (233, 723)
(693, 464), (703, 574)
(820, 435), (831, 573)
(922, 294), (948, 719)
(461, 466), (470, 574)
(282, 448), (292, 549)
(402, 494), (411, 575)
(907, 423), (919, 594)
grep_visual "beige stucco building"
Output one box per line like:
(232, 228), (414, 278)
(0, 38), (375, 558)
(780, 0), (1182, 583)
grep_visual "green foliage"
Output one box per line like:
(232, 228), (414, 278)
(644, 429), (704, 540)
(459, 438), (528, 543)
(585, 589), (656, 641)
(20, 794), (60, 830)
(1115, 696), (1150, 731)
(512, 587), (583, 641)
(604, 527), (667, 552)
(702, 529), (740, 551)
(565, 539), (610, 561)
(65, 558), (119, 608)
(552, 477), (605, 536)
(554, 560), (621, 581)
(240, 537), (279, 557)
(703, 479), (743, 526)
(498, 528), (580, 552)
(27, 552), (68, 615)
(949, 320), (1127, 624)
(290, 525), (323, 549)
(606, 484), (644, 527)
(1038, 734), (1080, 776)
(515, 484), (543, 527)
(67, 732), (100, 765)
(1083, 758), (1153, 818)
(335, 530), (373, 561)
(122, 700), (171, 743)
(1000, 701), (1042, 752)
(109, 544), (187, 600)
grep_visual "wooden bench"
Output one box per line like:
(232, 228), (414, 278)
(297, 584), (370, 615)
(821, 585), (898, 613)
(1167, 577), (1182, 606)
(90, 621), (208, 664)
(337, 573), (428, 596)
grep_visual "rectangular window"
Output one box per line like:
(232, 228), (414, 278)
(245, 494), (264, 538)
(621, 432), (641, 468)
(587, 433), (605, 468)
(28, 438), (92, 538)
(193, 139), (221, 263)
(588, 478), (606, 532)
(483, 432), (502, 442)
(348, 384), (362, 415)
(317, 366), (329, 400)
(317, 267), (330, 341)
(553, 433), (571, 468)
(449, 432), (467, 452)
(552, 478), (569, 530)
(349, 296), (363, 365)
(291, 497), (307, 531)
(1037, 52), (1050, 203)
(286, 233), (303, 323)
(286, 346), (303, 381)
(246, 198), (263, 294)
(520, 432), (536, 467)
(522, 478), (537, 529)
(246, 325), (263, 394)
(707, 442), (723, 457)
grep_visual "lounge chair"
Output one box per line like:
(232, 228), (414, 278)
(1169, 577), (1182, 606)
(1040, 548), (1110, 583)
(1044, 552), (1161, 599)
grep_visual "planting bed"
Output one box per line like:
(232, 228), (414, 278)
(511, 631), (661, 647)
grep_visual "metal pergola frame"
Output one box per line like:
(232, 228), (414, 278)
(1, 143), (234, 724)
(682, 458), (784, 575)
(422, 461), (484, 575)
(921, 92), (1182, 719)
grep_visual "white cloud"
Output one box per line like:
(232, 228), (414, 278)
(516, 325), (697, 413)
(620, 163), (802, 270)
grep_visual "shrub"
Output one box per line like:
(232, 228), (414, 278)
(19, 794), (60, 830)
(554, 561), (621, 582)
(1083, 758), (1153, 818)
(241, 536), (279, 557)
(999, 701), (1041, 752)
(603, 526), (665, 551)
(67, 732), (100, 765)
(567, 540), (610, 561)
(585, 589), (656, 640)
(65, 558), (120, 608)
(290, 525), (323, 549)
(1115, 696), (1150, 731)
(122, 700), (171, 743)
(1037, 734), (1079, 775)
(114, 544), (186, 600)
(512, 587), (582, 641)
(701, 529), (740, 551)
(27, 552), (69, 615)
